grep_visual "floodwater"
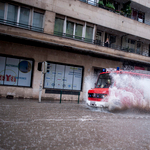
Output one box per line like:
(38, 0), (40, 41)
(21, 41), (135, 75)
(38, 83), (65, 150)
(1, 98), (150, 150)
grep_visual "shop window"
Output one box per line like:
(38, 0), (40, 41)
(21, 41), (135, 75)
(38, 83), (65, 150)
(19, 7), (30, 27)
(85, 26), (93, 42)
(44, 62), (83, 91)
(0, 55), (34, 87)
(75, 24), (83, 40)
(0, 2), (5, 20)
(54, 18), (64, 36)
(7, 4), (18, 24)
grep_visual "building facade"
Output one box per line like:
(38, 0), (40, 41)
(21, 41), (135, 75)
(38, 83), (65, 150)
(0, 0), (150, 101)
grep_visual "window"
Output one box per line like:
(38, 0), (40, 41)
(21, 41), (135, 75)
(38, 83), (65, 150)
(32, 12), (43, 29)
(80, 0), (97, 6)
(88, 0), (97, 6)
(0, 55), (34, 87)
(110, 35), (116, 44)
(80, 0), (87, 2)
(136, 42), (142, 54)
(44, 62), (83, 91)
(66, 21), (74, 38)
(19, 7), (30, 27)
(85, 26), (93, 42)
(149, 45), (150, 57)
(54, 17), (84, 40)
(121, 37), (135, 52)
(54, 18), (64, 36)
(7, 4), (18, 24)
(96, 73), (112, 88)
(0, 2), (5, 20)
(128, 39), (135, 53)
(95, 31), (101, 45)
(138, 12), (144, 23)
(75, 24), (83, 40)
(131, 9), (145, 23)
(54, 16), (93, 43)
(0, 2), (44, 32)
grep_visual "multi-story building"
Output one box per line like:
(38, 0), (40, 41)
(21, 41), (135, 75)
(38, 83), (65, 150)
(0, 0), (150, 101)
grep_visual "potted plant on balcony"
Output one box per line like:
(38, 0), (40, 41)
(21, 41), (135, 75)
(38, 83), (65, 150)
(115, 10), (120, 14)
(105, 2), (115, 12)
(98, 0), (104, 8)
(120, 10), (125, 16)
(121, 1), (131, 17)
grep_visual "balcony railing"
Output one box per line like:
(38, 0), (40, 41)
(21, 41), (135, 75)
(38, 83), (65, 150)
(54, 31), (150, 57)
(79, 0), (150, 26)
(0, 17), (149, 57)
(0, 18), (44, 33)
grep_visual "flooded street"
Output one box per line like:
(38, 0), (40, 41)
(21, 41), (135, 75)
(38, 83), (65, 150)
(1, 98), (150, 150)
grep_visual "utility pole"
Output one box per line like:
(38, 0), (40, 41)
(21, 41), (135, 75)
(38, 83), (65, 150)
(39, 61), (47, 103)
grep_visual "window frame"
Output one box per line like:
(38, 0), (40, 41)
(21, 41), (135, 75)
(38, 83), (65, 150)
(32, 10), (44, 29)
(0, 1), (44, 32)
(0, 54), (34, 88)
(43, 61), (84, 91)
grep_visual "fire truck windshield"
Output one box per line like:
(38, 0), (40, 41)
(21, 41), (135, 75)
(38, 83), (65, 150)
(96, 73), (112, 88)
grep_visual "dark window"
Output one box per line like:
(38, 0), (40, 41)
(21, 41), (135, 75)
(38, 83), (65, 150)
(131, 9), (145, 23)
(54, 18), (64, 36)
(110, 35), (116, 44)
(149, 44), (150, 57)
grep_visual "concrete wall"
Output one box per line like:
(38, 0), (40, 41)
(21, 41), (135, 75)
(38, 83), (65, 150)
(132, 0), (150, 8)
(44, 11), (56, 34)
(0, 40), (122, 101)
(145, 12), (150, 26)
(11, 0), (150, 41)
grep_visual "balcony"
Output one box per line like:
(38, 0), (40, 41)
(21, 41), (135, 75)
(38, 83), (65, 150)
(79, 0), (150, 26)
(54, 31), (150, 57)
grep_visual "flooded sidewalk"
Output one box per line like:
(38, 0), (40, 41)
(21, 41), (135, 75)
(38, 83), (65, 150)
(0, 98), (150, 150)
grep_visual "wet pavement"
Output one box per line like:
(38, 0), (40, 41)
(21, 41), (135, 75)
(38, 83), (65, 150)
(1, 98), (150, 150)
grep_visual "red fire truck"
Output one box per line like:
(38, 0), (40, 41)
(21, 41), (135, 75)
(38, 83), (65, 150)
(87, 67), (150, 109)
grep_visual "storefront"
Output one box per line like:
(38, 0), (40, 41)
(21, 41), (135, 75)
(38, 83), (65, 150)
(0, 38), (123, 101)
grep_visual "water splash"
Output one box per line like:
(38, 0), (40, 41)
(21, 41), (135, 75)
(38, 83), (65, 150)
(107, 72), (150, 111)
(83, 75), (97, 101)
